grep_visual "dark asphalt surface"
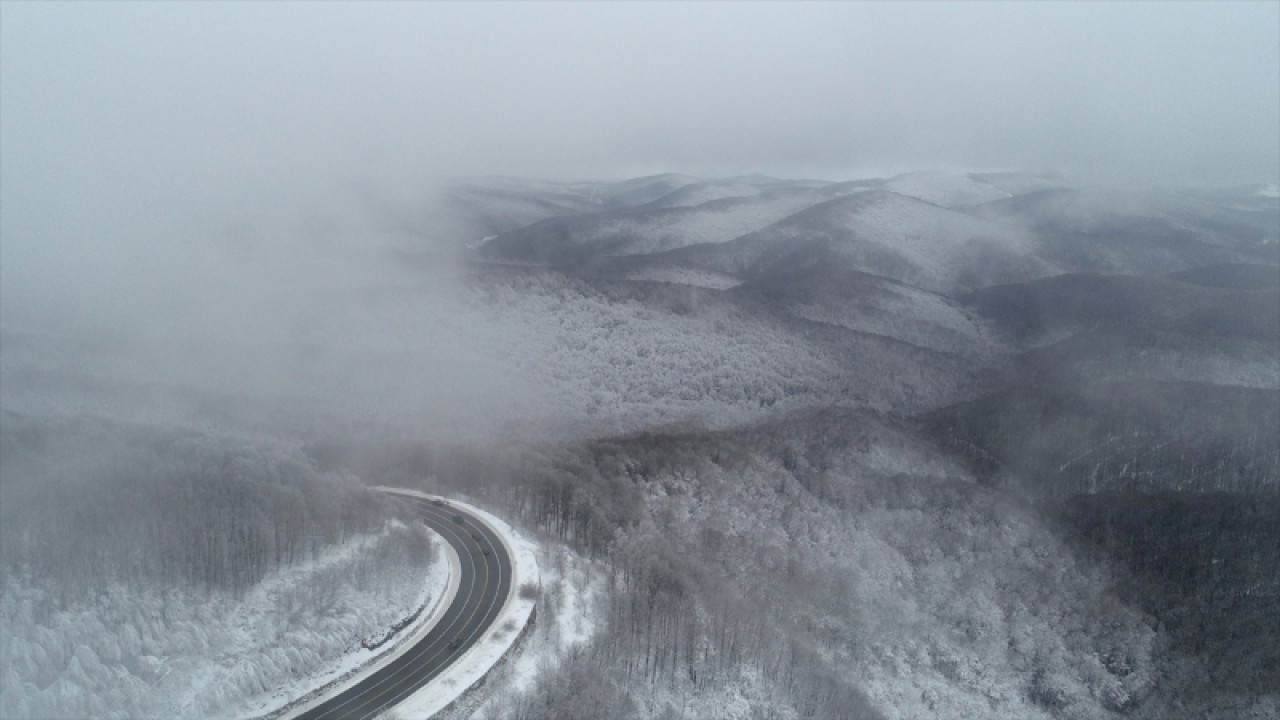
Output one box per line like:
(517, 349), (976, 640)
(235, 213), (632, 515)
(293, 492), (513, 720)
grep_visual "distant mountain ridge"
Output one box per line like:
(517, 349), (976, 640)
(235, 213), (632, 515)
(469, 172), (1275, 298)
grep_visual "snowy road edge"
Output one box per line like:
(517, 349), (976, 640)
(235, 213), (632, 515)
(266, 492), (463, 720)
(374, 489), (540, 720)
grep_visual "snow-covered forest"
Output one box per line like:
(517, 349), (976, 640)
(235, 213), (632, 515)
(258, 172), (1278, 719)
(2, 163), (1277, 719)
(3, 3), (1278, 718)
(3, 166), (1278, 719)
(0, 414), (437, 718)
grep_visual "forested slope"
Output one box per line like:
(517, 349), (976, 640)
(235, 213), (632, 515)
(3, 171), (1276, 720)
(399, 410), (1162, 719)
(0, 413), (436, 719)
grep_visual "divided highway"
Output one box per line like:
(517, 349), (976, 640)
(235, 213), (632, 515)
(291, 492), (513, 720)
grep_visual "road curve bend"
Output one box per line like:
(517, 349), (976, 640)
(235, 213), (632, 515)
(289, 491), (513, 720)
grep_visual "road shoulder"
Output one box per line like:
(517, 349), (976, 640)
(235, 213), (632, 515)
(378, 492), (540, 720)
(265, 492), (462, 720)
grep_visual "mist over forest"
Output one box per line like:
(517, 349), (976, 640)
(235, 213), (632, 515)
(2, 3), (1278, 720)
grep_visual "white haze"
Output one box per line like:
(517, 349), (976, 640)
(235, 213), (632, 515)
(2, 1), (1278, 439)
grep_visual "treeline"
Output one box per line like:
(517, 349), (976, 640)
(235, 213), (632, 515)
(0, 412), (403, 600)
(926, 380), (1280, 496)
(365, 418), (891, 719)
(326, 404), (1202, 718)
(499, 511), (883, 720)
(1055, 491), (1280, 700)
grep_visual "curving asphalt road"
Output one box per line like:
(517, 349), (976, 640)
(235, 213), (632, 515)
(291, 492), (512, 720)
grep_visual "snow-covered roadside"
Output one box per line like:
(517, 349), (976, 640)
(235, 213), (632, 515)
(377, 491), (540, 720)
(0, 521), (440, 720)
(466, 544), (606, 719)
(258, 527), (457, 720)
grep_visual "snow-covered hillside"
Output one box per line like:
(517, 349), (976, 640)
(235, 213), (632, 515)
(482, 187), (859, 263)
(0, 522), (442, 720)
(0, 411), (446, 720)
(969, 188), (1280, 274)
(5, 170), (1277, 720)
(620, 263), (743, 290)
(883, 171), (1013, 208)
(467, 410), (1166, 720)
(692, 190), (1043, 294)
(640, 181), (766, 209)
(733, 264), (993, 355)
(459, 267), (983, 432)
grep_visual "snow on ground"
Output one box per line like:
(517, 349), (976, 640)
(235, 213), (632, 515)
(466, 543), (606, 719)
(643, 182), (764, 209)
(772, 279), (992, 355)
(586, 198), (810, 255)
(631, 666), (807, 720)
(757, 191), (1045, 294)
(506, 188), (838, 259)
(883, 171), (1012, 208)
(830, 193), (1041, 292)
(262, 527), (456, 720)
(459, 268), (976, 437)
(380, 492), (540, 720)
(0, 522), (445, 720)
(218, 530), (446, 719)
(622, 265), (742, 290)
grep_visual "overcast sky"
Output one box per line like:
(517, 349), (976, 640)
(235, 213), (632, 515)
(3, 1), (1277, 194)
